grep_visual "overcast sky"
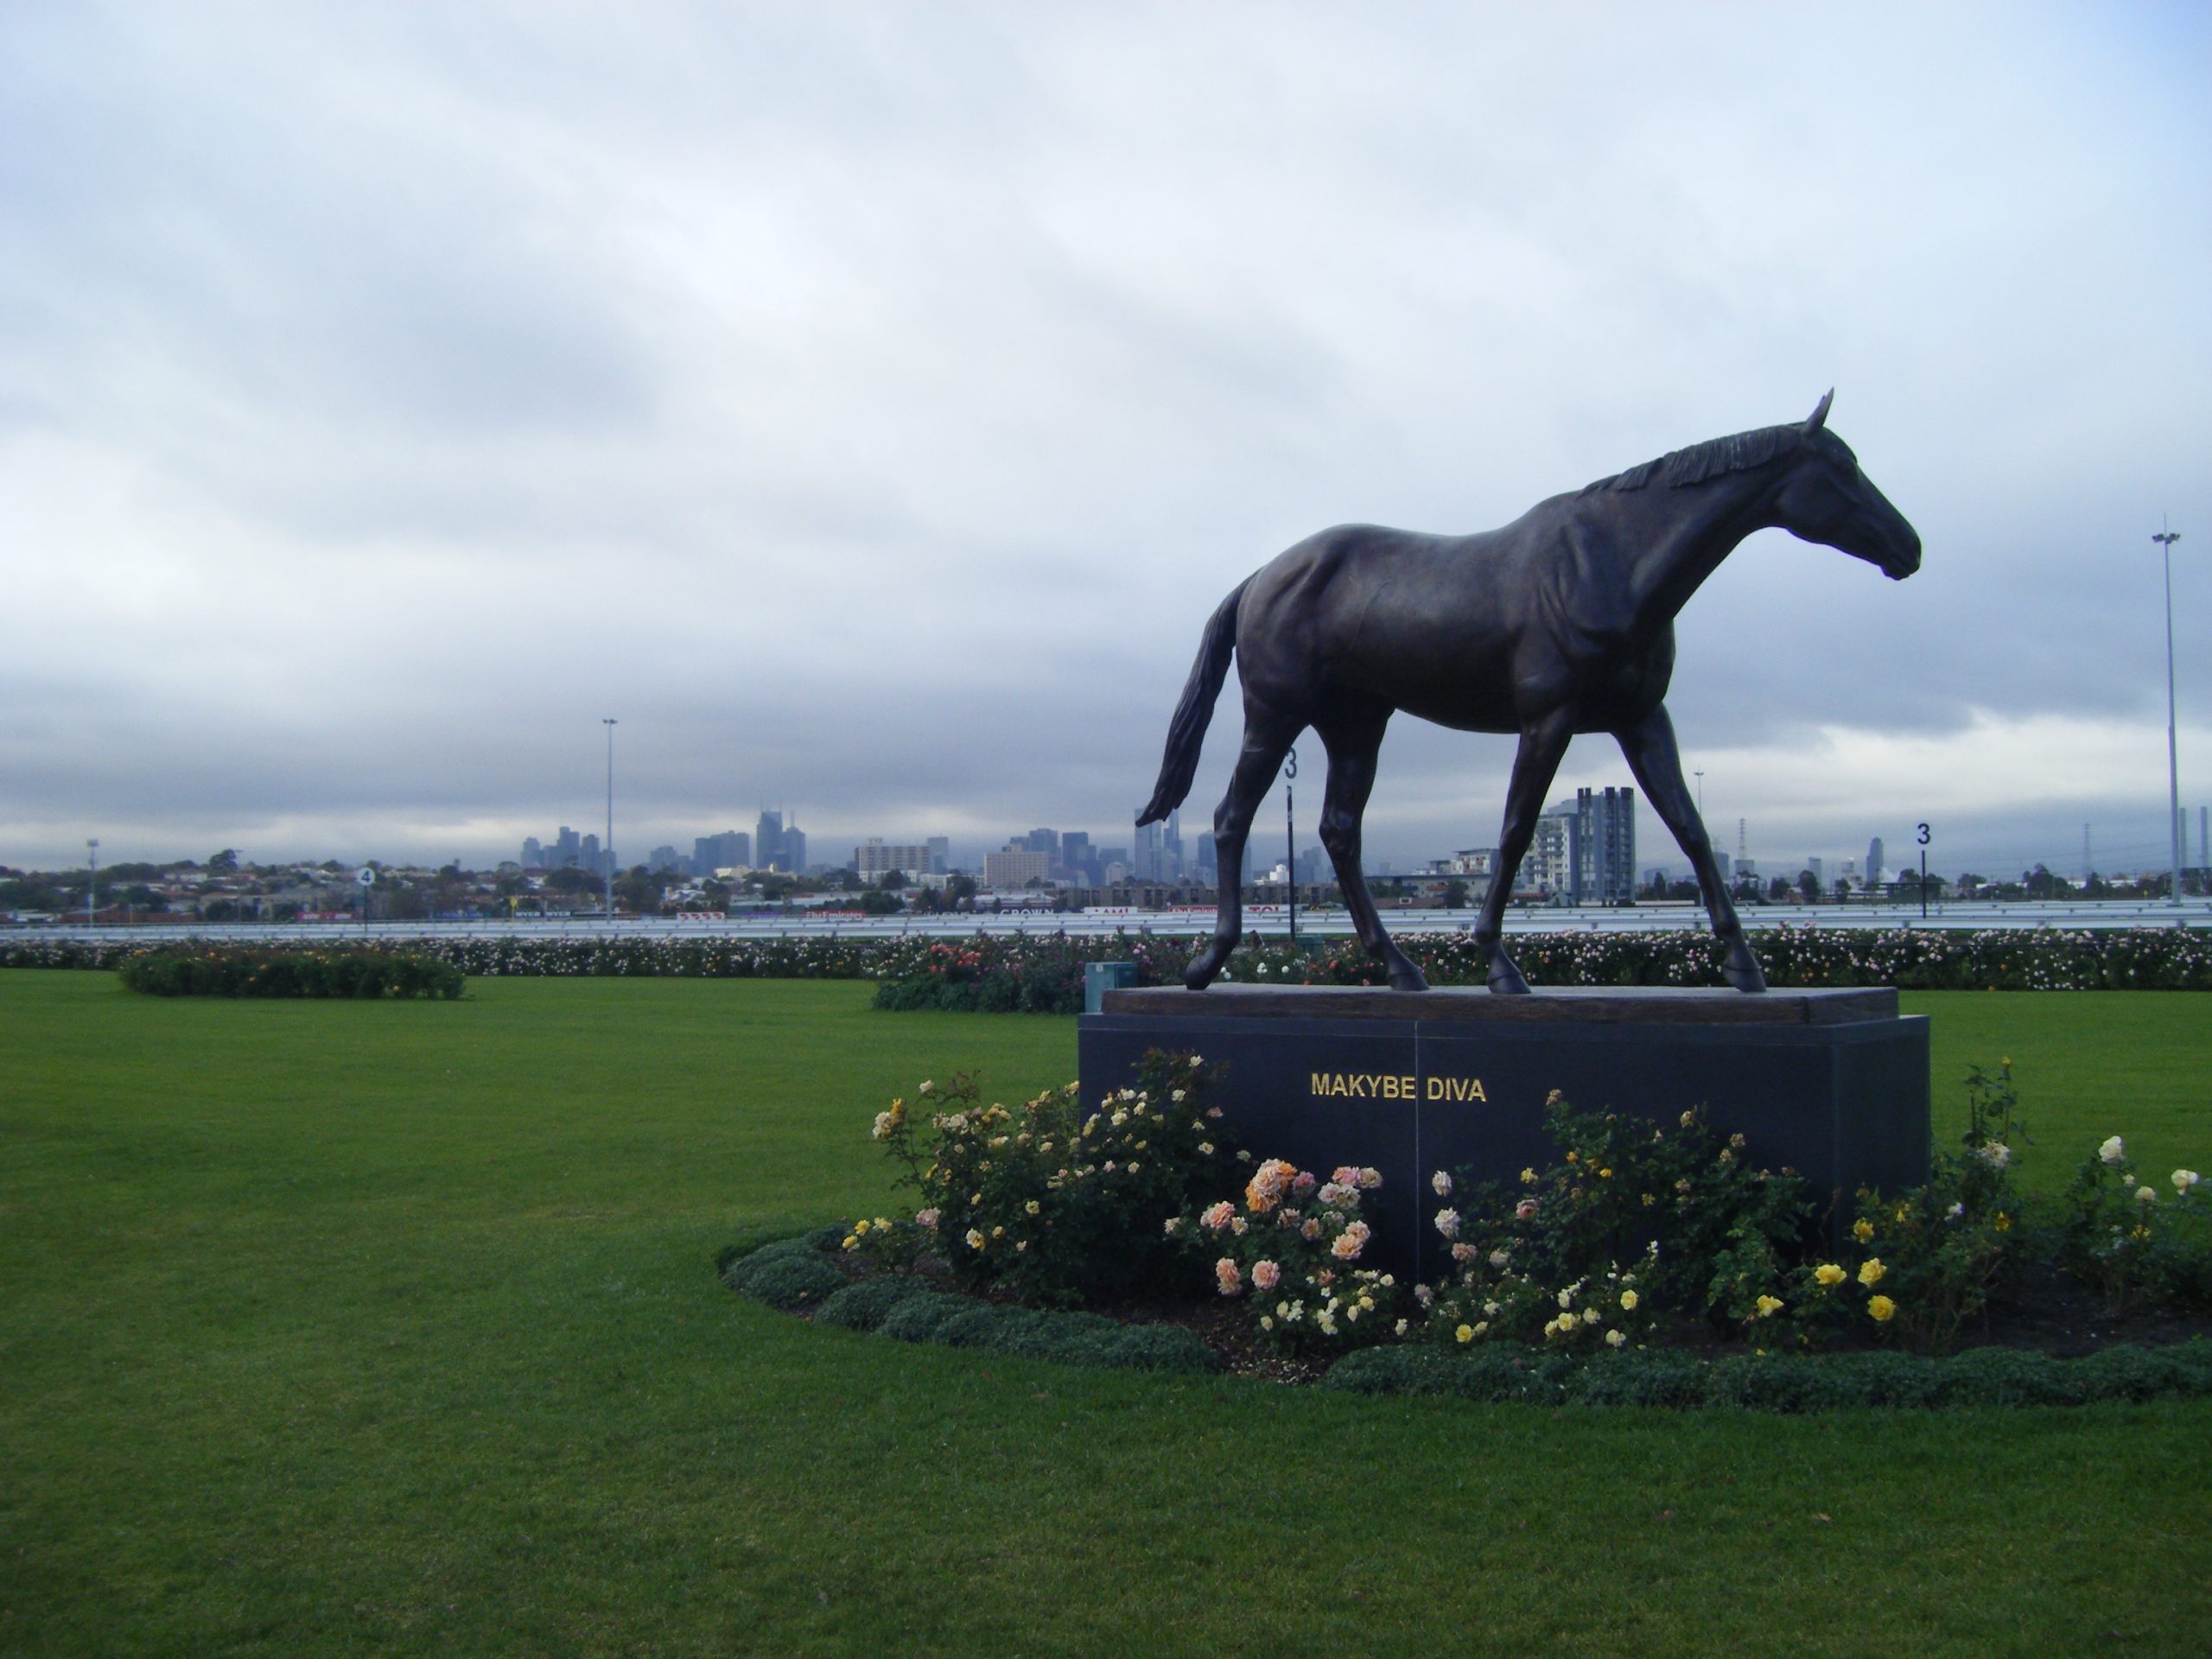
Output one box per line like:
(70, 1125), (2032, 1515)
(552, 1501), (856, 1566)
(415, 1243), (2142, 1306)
(4, 3), (2208, 880)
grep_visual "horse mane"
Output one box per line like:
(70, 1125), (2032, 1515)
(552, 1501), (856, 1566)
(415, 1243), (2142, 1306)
(1580, 423), (1797, 495)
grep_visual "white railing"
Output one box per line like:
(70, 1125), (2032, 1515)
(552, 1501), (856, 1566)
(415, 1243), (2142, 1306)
(10, 898), (2209, 947)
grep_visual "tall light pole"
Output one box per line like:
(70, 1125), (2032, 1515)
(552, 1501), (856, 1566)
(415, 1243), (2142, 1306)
(2154, 523), (2183, 906)
(602, 718), (618, 921)
(86, 837), (99, 927)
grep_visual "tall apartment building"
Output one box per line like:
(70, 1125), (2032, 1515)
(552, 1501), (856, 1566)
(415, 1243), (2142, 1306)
(1516, 811), (1575, 895)
(854, 839), (934, 880)
(926, 836), (951, 875)
(554, 826), (582, 868)
(522, 836), (544, 869)
(982, 847), (1051, 887)
(1867, 836), (1885, 887)
(1572, 786), (1637, 905)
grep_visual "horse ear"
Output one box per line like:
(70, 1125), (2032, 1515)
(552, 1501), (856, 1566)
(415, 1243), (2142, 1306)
(1803, 389), (1834, 435)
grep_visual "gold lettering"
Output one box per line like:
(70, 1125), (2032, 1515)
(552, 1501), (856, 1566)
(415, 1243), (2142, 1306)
(1420, 1076), (1492, 1103)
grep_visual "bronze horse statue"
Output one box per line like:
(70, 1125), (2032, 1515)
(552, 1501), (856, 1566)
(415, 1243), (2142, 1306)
(1137, 393), (1921, 995)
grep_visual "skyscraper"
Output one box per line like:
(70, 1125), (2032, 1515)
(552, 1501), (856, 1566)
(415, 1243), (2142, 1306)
(1573, 786), (1637, 904)
(1867, 836), (1885, 888)
(522, 836), (544, 869)
(1134, 820), (1163, 880)
(756, 810), (785, 873)
(1059, 831), (1092, 883)
(691, 830), (751, 875)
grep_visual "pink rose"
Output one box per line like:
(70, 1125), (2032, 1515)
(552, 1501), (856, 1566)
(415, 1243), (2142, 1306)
(1253, 1260), (1282, 1291)
(1215, 1257), (1243, 1296)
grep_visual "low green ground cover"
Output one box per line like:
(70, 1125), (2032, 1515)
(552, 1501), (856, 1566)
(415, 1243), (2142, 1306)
(3, 972), (2208, 1656)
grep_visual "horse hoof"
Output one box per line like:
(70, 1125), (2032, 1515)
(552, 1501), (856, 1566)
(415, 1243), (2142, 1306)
(1722, 943), (1768, 994)
(1388, 963), (1429, 992)
(1185, 946), (1230, 990)
(1486, 957), (1532, 995)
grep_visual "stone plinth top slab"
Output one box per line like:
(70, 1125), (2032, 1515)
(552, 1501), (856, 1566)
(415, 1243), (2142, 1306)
(1097, 984), (1897, 1026)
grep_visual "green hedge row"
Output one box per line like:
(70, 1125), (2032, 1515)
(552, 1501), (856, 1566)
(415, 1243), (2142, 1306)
(867, 925), (2212, 1007)
(117, 945), (464, 999)
(1322, 1336), (2212, 1411)
(10, 924), (2210, 994)
(720, 1235), (1218, 1374)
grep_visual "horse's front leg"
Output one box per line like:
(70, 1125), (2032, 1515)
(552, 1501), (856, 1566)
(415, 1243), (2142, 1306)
(1474, 710), (1575, 994)
(1613, 705), (1765, 992)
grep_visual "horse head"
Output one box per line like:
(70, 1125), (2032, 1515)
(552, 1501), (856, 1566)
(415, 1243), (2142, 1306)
(1770, 391), (1922, 580)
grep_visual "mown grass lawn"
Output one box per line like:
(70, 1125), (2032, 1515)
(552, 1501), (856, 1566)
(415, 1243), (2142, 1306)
(2, 970), (2207, 1657)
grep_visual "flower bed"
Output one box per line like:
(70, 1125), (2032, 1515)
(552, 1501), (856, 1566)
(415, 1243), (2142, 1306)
(118, 944), (463, 999)
(724, 1054), (2212, 1408)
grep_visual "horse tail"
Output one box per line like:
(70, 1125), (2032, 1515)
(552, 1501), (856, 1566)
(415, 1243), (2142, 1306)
(1136, 576), (1249, 826)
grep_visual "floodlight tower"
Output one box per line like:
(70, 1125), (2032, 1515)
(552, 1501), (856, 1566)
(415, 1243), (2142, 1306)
(2154, 523), (2183, 905)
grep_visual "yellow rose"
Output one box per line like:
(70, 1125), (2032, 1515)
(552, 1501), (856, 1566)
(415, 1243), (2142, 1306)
(1859, 1258), (1885, 1287)
(1455, 1324), (1474, 1344)
(1756, 1294), (1784, 1318)
(1815, 1263), (1846, 1287)
(1619, 1290), (1638, 1312)
(1867, 1294), (1896, 1323)
(1852, 1218), (1874, 1243)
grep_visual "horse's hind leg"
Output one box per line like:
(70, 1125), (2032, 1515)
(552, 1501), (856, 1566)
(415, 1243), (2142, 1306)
(1186, 704), (1300, 990)
(1314, 700), (1427, 991)
(1614, 706), (1765, 992)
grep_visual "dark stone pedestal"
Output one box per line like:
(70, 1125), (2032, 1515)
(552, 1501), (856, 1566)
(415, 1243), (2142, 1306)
(1078, 986), (1929, 1283)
